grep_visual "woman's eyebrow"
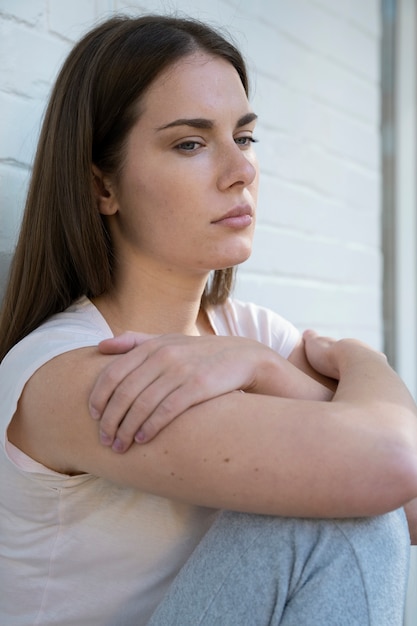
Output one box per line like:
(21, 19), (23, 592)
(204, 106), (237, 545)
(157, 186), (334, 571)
(236, 112), (258, 128)
(156, 118), (214, 131)
(156, 112), (258, 132)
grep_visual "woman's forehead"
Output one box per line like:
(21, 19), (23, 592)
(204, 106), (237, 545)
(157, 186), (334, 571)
(139, 52), (250, 124)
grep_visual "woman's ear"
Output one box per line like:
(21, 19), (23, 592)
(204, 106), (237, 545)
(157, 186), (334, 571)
(92, 164), (118, 215)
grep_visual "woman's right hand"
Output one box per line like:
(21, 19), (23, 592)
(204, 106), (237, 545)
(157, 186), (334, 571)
(89, 332), (273, 452)
(89, 331), (331, 453)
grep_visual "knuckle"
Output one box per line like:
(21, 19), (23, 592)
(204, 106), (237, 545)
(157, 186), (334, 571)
(141, 399), (180, 440)
(140, 421), (157, 442)
(116, 417), (142, 440)
(130, 393), (154, 420)
(157, 395), (179, 419)
(175, 361), (191, 378)
(99, 410), (120, 432)
(111, 384), (134, 407)
(189, 370), (210, 393)
(101, 366), (123, 388)
(111, 374), (146, 407)
(157, 344), (180, 364)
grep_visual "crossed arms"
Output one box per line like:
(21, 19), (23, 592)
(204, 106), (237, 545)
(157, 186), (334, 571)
(8, 330), (417, 539)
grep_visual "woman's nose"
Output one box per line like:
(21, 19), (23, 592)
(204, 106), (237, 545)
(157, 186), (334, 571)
(216, 143), (258, 191)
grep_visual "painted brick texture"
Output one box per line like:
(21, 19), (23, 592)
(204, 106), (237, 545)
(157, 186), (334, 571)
(0, 0), (382, 345)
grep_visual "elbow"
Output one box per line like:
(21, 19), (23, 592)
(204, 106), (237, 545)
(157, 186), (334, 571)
(394, 451), (417, 505)
(396, 411), (417, 500)
(378, 430), (417, 513)
(358, 413), (417, 516)
(401, 450), (417, 501)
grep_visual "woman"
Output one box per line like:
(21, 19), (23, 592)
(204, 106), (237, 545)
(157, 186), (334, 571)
(0, 14), (416, 626)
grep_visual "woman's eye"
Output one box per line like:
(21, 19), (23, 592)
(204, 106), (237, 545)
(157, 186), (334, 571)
(235, 136), (258, 147)
(175, 141), (201, 152)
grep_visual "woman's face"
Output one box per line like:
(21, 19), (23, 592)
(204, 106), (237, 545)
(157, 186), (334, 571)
(102, 51), (259, 277)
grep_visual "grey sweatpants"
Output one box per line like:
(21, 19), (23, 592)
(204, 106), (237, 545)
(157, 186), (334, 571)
(148, 508), (410, 626)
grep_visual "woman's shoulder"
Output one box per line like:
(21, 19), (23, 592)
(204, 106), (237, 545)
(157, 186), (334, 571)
(1, 297), (119, 475)
(207, 297), (300, 358)
(0, 297), (113, 444)
(2, 296), (112, 368)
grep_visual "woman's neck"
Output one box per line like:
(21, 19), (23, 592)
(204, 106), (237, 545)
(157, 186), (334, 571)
(92, 265), (212, 337)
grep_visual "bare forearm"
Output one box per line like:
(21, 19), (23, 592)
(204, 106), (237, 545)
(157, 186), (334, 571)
(91, 333), (334, 449)
(18, 340), (417, 519)
(65, 350), (417, 515)
(85, 391), (417, 517)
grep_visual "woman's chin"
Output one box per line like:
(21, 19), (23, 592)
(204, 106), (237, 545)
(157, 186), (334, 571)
(212, 245), (253, 270)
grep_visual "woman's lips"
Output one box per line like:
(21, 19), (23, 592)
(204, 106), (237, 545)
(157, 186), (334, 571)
(212, 206), (253, 228)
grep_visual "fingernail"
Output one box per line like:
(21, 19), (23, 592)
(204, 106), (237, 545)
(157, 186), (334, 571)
(90, 406), (100, 420)
(112, 438), (124, 453)
(100, 431), (112, 446)
(135, 430), (146, 443)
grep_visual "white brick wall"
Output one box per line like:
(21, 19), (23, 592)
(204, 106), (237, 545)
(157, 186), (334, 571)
(0, 0), (382, 346)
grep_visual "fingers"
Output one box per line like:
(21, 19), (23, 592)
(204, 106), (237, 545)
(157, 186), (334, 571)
(97, 360), (182, 451)
(90, 332), (158, 419)
(89, 345), (150, 420)
(106, 380), (198, 452)
(93, 341), (202, 451)
(302, 330), (339, 378)
(98, 331), (156, 354)
(92, 334), (187, 416)
(100, 365), (216, 453)
(89, 334), (259, 454)
(303, 329), (333, 344)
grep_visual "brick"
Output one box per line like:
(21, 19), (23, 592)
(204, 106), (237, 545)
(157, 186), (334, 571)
(251, 79), (304, 135)
(0, 20), (71, 99)
(303, 55), (379, 122)
(235, 273), (380, 332)
(257, 174), (380, 248)
(345, 166), (381, 214)
(48, 0), (96, 41)
(0, 0), (45, 25)
(259, 0), (379, 80)
(248, 225), (381, 285)
(304, 102), (379, 169)
(0, 92), (45, 166)
(312, 0), (380, 37)
(256, 126), (303, 183)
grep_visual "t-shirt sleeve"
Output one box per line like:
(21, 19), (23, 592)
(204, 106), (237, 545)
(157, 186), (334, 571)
(207, 298), (300, 358)
(0, 311), (111, 449)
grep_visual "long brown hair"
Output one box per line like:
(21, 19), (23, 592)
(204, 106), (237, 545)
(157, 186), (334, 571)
(0, 15), (249, 361)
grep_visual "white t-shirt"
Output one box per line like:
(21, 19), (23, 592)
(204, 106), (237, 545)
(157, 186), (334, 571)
(0, 296), (299, 626)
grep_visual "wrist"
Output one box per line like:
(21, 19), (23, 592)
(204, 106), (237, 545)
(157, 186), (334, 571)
(335, 339), (387, 377)
(242, 348), (284, 396)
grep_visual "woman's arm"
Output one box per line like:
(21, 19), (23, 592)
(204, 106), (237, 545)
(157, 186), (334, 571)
(8, 332), (417, 519)
(89, 332), (333, 451)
